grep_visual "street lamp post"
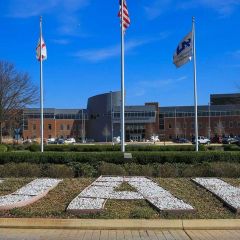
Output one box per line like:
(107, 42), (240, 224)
(110, 91), (114, 145)
(208, 102), (211, 140)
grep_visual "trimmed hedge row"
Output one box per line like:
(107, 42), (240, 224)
(43, 144), (208, 152)
(43, 144), (240, 152)
(0, 145), (7, 152)
(5, 143), (240, 153)
(0, 151), (240, 165)
(6, 144), (208, 152)
(221, 144), (240, 151)
(1, 161), (240, 178)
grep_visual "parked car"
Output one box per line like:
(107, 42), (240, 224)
(47, 138), (55, 144)
(192, 136), (210, 145)
(56, 138), (65, 144)
(23, 139), (32, 144)
(234, 136), (240, 143)
(113, 136), (121, 144)
(173, 138), (190, 143)
(150, 135), (160, 142)
(64, 138), (76, 144)
(211, 136), (223, 144)
(222, 137), (239, 144)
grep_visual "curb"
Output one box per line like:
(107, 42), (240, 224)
(182, 219), (240, 230)
(0, 218), (240, 230)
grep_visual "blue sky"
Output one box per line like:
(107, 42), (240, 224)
(0, 0), (240, 109)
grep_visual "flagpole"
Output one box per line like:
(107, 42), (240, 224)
(121, 0), (125, 152)
(40, 16), (44, 153)
(192, 16), (199, 152)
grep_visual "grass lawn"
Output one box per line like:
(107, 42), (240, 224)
(0, 178), (239, 219)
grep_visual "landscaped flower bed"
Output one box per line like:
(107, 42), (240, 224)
(192, 178), (240, 213)
(0, 177), (239, 219)
(67, 176), (194, 213)
(128, 178), (194, 212)
(0, 178), (62, 210)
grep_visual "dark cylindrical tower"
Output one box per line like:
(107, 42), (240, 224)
(86, 91), (121, 142)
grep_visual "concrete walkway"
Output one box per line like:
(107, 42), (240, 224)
(1, 219), (240, 240)
(1, 229), (240, 240)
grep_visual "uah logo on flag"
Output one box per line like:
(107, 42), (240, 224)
(173, 32), (193, 68)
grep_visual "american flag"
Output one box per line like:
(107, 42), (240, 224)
(118, 0), (130, 32)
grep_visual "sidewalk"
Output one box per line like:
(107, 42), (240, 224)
(1, 229), (240, 240)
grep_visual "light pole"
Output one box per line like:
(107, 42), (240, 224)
(174, 108), (177, 139)
(110, 91), (114, 145)
(81, 109), (84, 143)
(208, 102), (211, 140)
(184, 112), (187, 139)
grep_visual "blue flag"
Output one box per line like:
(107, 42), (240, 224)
(173, 31), (193, 68)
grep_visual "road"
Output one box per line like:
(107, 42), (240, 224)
(1, 229), (240, 240)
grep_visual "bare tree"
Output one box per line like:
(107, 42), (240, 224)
(0, 61), (38, 143)
(147, 124), (156, 139)
(175, 123), (183, 139)
(102, 125), (111, 142)
(214, 121), (225, 137)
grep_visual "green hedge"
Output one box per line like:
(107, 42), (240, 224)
(0, 151), (240, 165)
(1, 161), (240, 178)
(0, 152), (123, 165)
(223, 144), (240, 151)
(0, 145), (7, 152)
(29, 144), (206, 152)
(5, 143), (240, 153)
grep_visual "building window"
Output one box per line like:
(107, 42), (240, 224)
(48, 124), (52, 130)
(238, 122), (240, 128)
(33, 124), (36, 130)
(67, 125), (70, 130)
(229, 121), (233, 128)
(159, 124), (164, 130)
(169, 123), (172, 129)
(48, 135), (51, 138)
(60, 124), (64, 130)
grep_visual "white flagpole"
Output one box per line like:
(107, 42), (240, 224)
(110, 91), (114, 145)
(121, 0), (125, 152)
(192, 16), (199, 152)
(40, 16), (44, 153)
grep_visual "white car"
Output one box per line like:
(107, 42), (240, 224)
(47, 138), (55, 144)
(195, 136), (210, 145)
(64, 138), (76, 144)
(23, 139), (32, 144)
(113, 136), (121, 143)
(150, 135), (160, 142)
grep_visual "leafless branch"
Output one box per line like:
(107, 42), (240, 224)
(0, 60), (38, 143)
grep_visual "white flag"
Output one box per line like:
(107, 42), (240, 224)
(36, 36), (47, 61)
(173, 31), (192, 68)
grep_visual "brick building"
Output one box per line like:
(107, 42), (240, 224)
(23, 109), (86, 141)
(21, 92), (240, 142)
